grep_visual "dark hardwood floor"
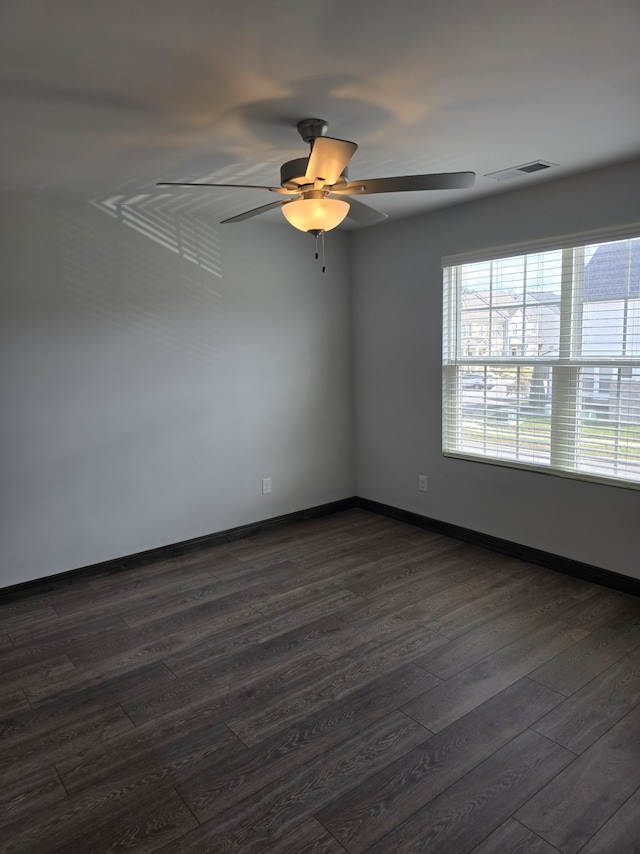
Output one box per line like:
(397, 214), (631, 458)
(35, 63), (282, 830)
(2, 508), (640, 853)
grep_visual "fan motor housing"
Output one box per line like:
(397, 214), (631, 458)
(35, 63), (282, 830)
(280, 158), (349, 191)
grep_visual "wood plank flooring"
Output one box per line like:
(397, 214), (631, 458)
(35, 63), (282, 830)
(2, 508), (640, 853)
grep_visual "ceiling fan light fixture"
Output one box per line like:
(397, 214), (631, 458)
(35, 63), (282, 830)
(282, 196), (349, 233)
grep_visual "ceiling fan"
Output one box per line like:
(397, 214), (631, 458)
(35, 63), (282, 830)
(157, 118), (475, 235)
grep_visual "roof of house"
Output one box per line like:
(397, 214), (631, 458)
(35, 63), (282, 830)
(584, 239), (640, 301)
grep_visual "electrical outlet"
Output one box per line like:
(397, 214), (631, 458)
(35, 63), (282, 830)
(418, 474), (428, 492)
(262, 477), (272, 495)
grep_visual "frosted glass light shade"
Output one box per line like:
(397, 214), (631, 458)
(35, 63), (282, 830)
(282, 197), (349, 232)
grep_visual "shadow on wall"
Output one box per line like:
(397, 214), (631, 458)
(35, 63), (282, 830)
(91, 194), (222, 277)
(56, 199), (226, 370)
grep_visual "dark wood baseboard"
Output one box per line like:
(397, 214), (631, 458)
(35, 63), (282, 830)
(356, 497), (640, 599)
(0, 497), (358, 602)
(3, 494), (638, 602)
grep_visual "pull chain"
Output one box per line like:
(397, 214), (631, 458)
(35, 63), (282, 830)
(313, 231), (327, 273)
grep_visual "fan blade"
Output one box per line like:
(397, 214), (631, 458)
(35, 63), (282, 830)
(337, 171), (476, 195)
(157, 182), (291, 195)
(221, 200), (287, 224)
(343, 196), (389, 226)
(304, 137), (358, 185)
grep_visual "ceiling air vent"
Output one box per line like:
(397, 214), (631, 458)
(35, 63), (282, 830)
(485, 160), (557, 182)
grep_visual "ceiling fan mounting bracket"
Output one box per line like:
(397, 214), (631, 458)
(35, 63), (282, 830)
(296, 118), (329, 144)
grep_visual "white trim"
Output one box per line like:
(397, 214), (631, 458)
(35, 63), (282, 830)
(443, 357), (640, 368)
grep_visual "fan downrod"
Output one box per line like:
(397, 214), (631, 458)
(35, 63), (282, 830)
(296, 118), (329, 144)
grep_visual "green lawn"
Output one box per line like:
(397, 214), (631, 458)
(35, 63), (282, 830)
(460, 415), (640, 470)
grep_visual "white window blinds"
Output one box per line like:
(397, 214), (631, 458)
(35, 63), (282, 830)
(442, 232), (640, 488)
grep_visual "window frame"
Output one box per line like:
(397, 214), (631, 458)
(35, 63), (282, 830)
(442, 225), (640, 491)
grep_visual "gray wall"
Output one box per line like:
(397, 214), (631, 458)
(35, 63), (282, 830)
(2, 158), (639, 591)
(0, 193), (355, 588)
(351, 157), (640, 578)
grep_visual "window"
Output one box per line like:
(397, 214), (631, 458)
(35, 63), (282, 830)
(443, 230), (640, 488)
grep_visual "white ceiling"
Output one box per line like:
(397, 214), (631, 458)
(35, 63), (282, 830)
(1, 0), (639, 227)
